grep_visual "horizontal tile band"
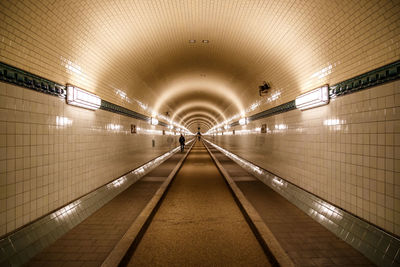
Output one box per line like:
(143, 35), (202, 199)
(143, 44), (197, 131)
(0, 62), (157, 125)
(229, 60), (400, 125)
(100, 99), (150, 122)
(0, 61), (66, 97)
(1, 60), (399, 128)
(330, 60), (400, 98)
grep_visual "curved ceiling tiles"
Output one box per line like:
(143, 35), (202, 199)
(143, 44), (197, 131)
(185, 117), (214, 128)
(1, 0), (398, 132)
(187, 120), (212, 129)
(171, 101), (227, 123)
(187, 121), (212, 132)
(179, 110), (219, 125)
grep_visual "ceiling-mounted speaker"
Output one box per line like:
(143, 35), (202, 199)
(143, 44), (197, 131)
(259, 81), (271, 96)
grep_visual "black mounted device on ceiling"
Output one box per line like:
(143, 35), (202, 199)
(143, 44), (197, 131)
(259, 81), (270, 96)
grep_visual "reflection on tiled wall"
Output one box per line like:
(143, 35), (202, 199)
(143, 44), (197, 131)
(209, 80), (400, 236)
(0, 82), (179, 236)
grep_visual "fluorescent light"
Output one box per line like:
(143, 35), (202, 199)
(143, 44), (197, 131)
(66, 85), (101, 110)
(295, 85), (329, 110)
(150, 117), (159, 125)
(239, 117), (247, 125)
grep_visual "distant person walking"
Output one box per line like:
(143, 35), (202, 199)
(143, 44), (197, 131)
(179, 134), (185, 152)
(197, 131), (201, 141)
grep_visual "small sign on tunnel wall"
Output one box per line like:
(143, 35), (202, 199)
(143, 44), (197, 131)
(131, 124), (136, 134)
(152, 140), (155, 147)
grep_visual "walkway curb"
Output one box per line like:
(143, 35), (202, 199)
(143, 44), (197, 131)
(203, 140), (294, 267)
(101, 140), (195, 267)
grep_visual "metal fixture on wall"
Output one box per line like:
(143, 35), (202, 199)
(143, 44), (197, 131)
(259, 81), (271, 96)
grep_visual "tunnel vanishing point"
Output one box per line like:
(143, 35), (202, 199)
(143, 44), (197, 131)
(0, 0), (400, 266)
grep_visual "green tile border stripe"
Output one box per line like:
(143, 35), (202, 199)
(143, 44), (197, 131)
(0, 62), (66, 97)
(0, 61), (171, 126)
(229, 60), (400, 125)
(205, 139), (400, 267)
(2, 60), (399, 129)
(248, 100), (296, 122)
(330, 60), (400, 97)
(100, 100), (169, 127)
(100, 100), (150, 122)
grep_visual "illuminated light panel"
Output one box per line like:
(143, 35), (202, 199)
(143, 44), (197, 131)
(239, 117), (248, 125)
(295, 85), (329, 111)
(66, 85), (101, 110)
(150, 117), (159, 125)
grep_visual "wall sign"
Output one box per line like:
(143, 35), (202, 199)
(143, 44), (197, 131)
(131, 124), (136, 134)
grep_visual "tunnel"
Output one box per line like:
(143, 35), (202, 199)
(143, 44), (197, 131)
(0, 0), (399, 266)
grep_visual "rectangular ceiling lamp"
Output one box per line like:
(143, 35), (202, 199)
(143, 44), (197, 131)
(239, 117), (248, 125)
(151, 117), (159, 125)
(66, 85), (101, 110)
(295, 84), (329, 111)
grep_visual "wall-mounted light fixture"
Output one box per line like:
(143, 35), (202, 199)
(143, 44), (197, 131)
(295, 84), (329, 111)
(259, 81), (271, 96)
(66, 85), (101, 110)
(239, 117), (248, 125)
(150, 117), (159, 125)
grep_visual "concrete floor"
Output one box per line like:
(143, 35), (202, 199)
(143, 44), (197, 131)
(128, 141), (270, 266)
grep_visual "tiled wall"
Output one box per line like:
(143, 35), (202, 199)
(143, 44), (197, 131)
(0, 81), (179, 236)
(1, 1), (399, 119)
(208, 80), (400, 236)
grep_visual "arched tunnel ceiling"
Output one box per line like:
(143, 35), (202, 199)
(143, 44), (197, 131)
(1, 0), (399, 131)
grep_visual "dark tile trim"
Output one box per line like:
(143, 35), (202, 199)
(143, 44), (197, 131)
(3, 60), (399, 129)
(0, 62), (66, 97)
(330, 60), (400, 98)
(0, 61), (167, 126)
(100, 100), (150, 122)
(230, 60), (400, 125)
